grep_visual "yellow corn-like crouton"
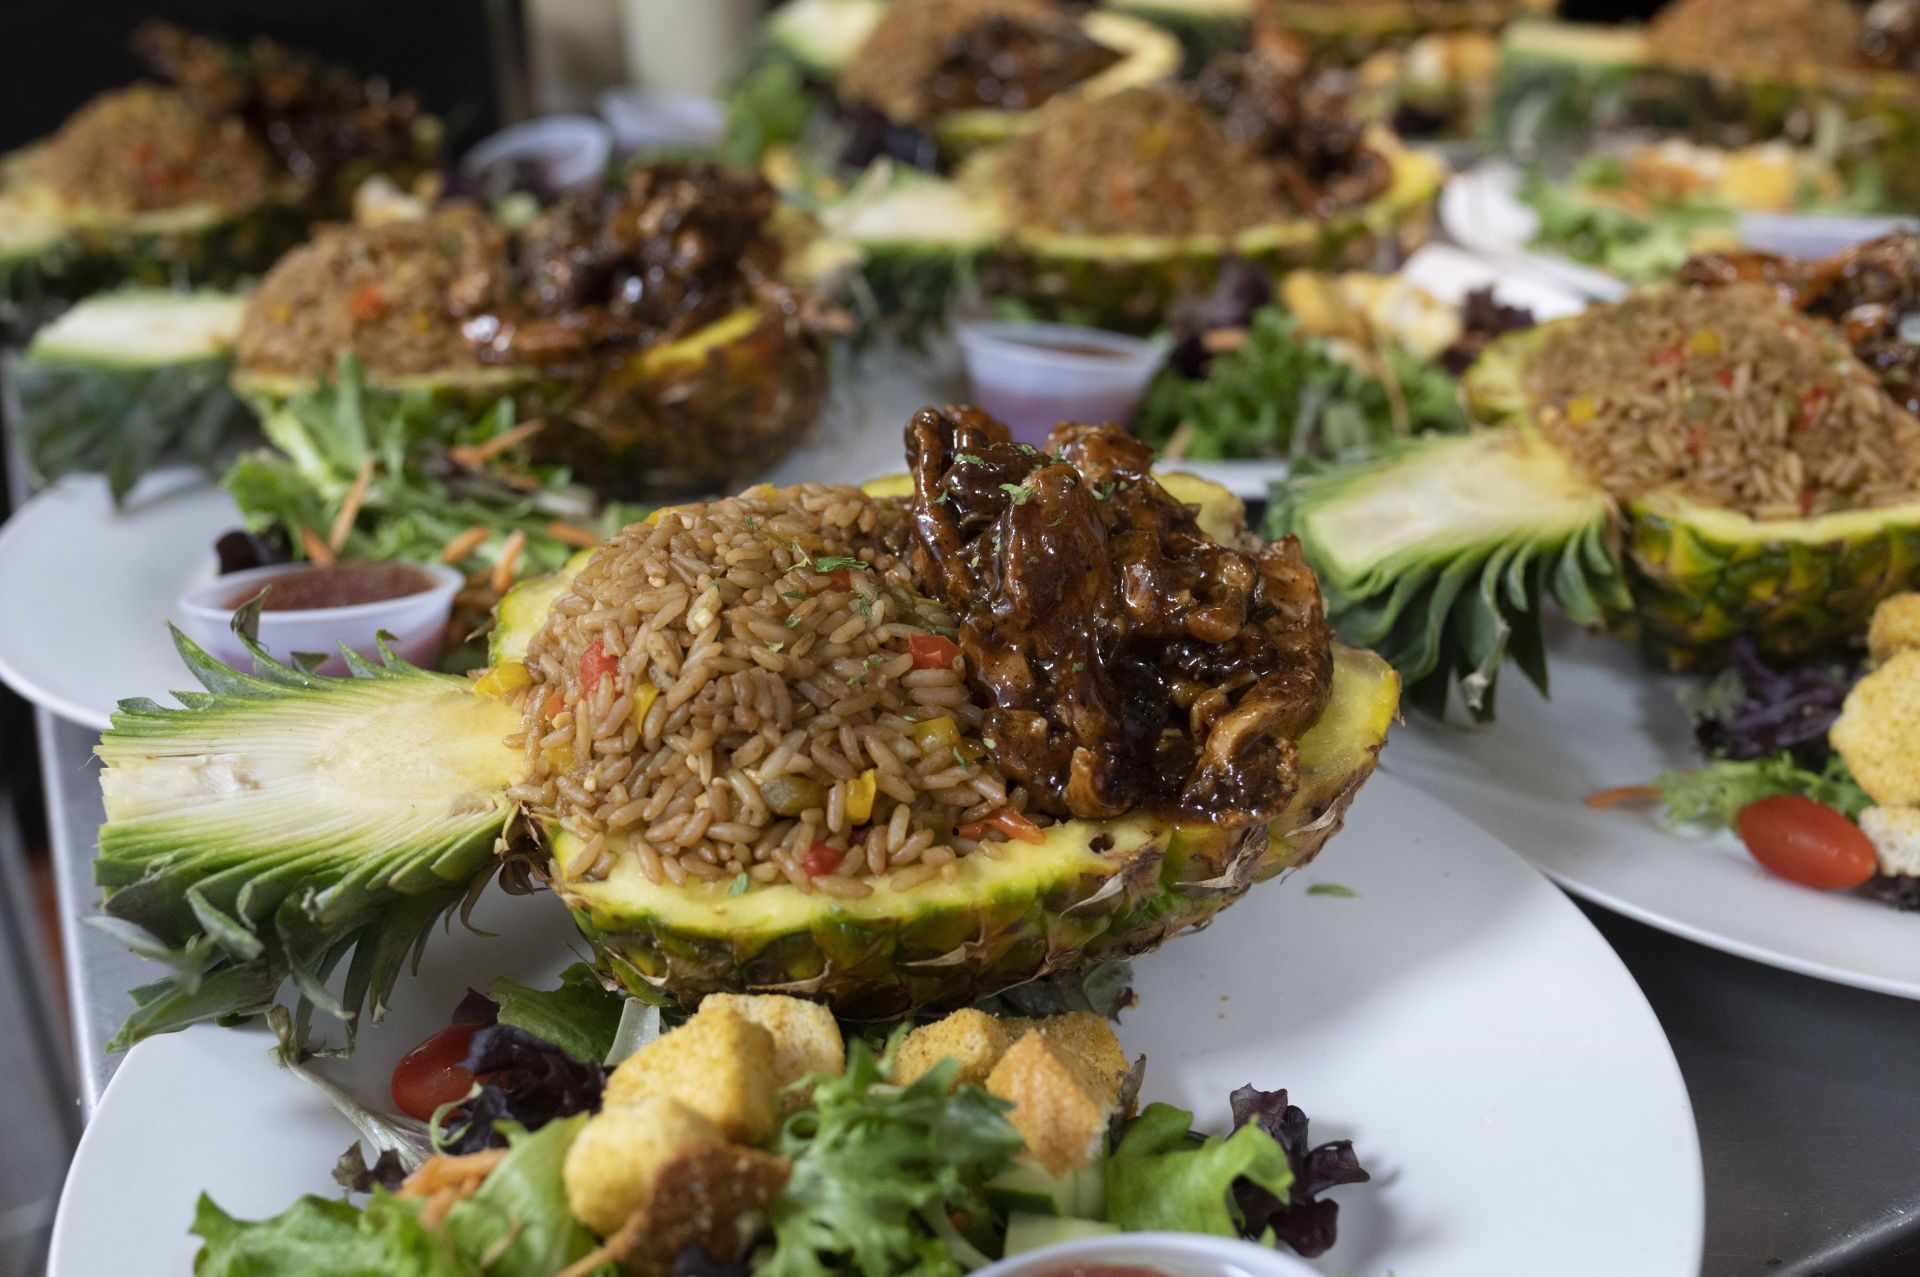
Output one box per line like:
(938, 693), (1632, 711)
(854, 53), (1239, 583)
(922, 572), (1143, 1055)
(893, 1008), (1012, 1088)
(603, 1006), (779, 1144)
(986, 1032), (1115, 1175)
(563, 1095), (723, 1235)
(701, 993), (845, 1092)
(1003, 1013), (1130, 1106)
(1831, 650), (1920, 807)
(1860, 806), (1920, 878)
(1868, 593), (1920, 666)
(629, 1141), (791, 1265)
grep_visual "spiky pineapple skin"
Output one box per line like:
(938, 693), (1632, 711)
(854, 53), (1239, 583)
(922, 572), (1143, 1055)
(1620, 503), (1920, 672)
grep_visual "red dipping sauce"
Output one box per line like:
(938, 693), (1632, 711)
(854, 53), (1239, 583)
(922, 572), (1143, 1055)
(225, 561), (439, 612)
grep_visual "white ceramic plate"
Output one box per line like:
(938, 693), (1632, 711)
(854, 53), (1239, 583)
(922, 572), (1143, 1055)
(1441, 162), (1918, 301)
(1386, 621), (1920, 1000)
(49, 773), (1703, 1276)
(0, 466), (234, 732)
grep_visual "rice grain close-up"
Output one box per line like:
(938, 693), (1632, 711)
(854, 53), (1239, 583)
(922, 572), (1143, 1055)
(510, 483), (1019, 898)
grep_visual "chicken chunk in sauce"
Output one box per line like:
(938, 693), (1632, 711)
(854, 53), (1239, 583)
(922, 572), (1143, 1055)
(905, 408), (1333, 828)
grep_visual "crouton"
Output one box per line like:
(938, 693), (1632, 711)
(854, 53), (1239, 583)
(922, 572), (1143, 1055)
(986, 1032), (1115, 1175)
(1868, 593), (1920, 666)
(563, 1095), (725, 1235)
(603, 1006), (779, 1144)
(892, 1008), (1011, 1088)
(701, 993), (845, 1092)
(1831, 650), (1920, 807)
(1001, 1013), (1130, 1105)
(1861, 806), (1920, 878)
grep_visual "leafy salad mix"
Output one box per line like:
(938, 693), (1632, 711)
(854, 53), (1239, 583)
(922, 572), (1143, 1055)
(193, 966), (1371, 1276)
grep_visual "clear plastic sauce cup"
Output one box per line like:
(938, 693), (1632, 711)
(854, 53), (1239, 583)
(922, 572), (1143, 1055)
(956, 321), (1169, 448)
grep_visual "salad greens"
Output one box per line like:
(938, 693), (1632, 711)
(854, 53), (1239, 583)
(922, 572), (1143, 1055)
(1132, 307), (1467, 463)
(1519, 164), (1735, 285)
(226, 356), (646, 642)
(194, 1118), (607, 1277)
(763, 1041), (1022, 1277)
(1105, 1102), (1293, 1236)
(491, 965), (628, 1067)
(1655, 752), (1873, 830)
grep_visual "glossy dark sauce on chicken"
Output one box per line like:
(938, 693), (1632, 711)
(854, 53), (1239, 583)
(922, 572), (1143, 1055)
(905, 408), (1333, 827)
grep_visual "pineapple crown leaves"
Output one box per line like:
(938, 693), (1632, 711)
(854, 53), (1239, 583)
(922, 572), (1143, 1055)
(94, 627), (515, 1053)
(1268, 434), (1631, 722)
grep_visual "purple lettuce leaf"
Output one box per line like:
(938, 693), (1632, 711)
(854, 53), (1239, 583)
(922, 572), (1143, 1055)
(1228, 1084), (1370, 1258)
(1690, 637), (1858, 767)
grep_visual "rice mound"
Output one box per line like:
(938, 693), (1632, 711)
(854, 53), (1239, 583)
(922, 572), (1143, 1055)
(511, 485), (1040, 896)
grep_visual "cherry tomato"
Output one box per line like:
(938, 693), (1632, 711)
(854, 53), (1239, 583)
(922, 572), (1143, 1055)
(801, 843), (843, 876)
(907, 634), (962, 671)
(391, 1022), (481, 1121)
(543, 690), (565, 722)
(580, 636), (618, 694)
(1797, 388), (1830, 432)
(1735, 796), (1877, 890)
(348, 284), (387, 322)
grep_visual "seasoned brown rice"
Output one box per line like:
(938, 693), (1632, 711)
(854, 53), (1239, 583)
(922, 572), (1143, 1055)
(1528, 283), (1920, 520)
(509, 484), (1039, 889)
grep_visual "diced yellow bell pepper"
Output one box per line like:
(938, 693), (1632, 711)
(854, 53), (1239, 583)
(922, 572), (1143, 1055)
(847, 769), (878, 824)
(631, 681), (661, 733)
(1566, 396), (1598, 424)
(910, 715), (960, 753)
(472, 661), (532, 698)
(1687, 328), (1722, 357)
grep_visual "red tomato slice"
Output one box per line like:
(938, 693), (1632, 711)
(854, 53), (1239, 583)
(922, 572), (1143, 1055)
(1735, 795), (1877, 891)
(391, 1022), (480, 1121)
(801, 843), (843, 876)
(580, 636), (618, 694)
(907, 634), (961, 671)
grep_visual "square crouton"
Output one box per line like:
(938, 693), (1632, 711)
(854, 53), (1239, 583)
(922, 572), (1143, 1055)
(563, 1095), (724, 1235)
(701, 993), (845, 1092)
(1869, 593), (1920, 666)
(893, 1008), (1012, 1088)
(604, 1006), (779, 1144)
(986, 1032), (1115, 1175)
(1001, 1013), (1129, 1105)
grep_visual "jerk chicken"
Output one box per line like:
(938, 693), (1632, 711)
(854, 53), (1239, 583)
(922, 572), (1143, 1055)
(905, 410), (1334, 827)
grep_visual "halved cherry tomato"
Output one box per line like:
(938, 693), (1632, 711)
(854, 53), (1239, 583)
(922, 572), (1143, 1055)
(1735, 795), (1877, 890)
(544, 690), (565, 721)
(801, 843), (843, 876)
(908, 634), (962, 671)
(580, 635), (618, 694)
(1797, 388), (1830, 432)
(391, 1022), (480, 1120)
(1650, 342), (1685, 366)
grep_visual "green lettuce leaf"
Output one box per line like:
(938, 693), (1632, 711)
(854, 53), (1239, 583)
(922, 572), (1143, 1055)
(1104, 1102), (1294, 1237)
(191, 1116), (604, 1277)
(490, 964), (628, 1065)
(1657, 751), (1873, 829)
(761, 1039), (1024, 1277)
(1132, 308), (1466, 463)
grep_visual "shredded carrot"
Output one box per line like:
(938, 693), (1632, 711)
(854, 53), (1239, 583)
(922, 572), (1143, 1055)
(958, 807), (1047, 844)
(447, 420), (545, 469)
(297, 525), (337, 567)
(441, 524), (490, 564)
(544, 520), (603, 549)
(1585, 785), (1661, 810)
(491, 529), (526, 595)
(328, 457), (376, 553)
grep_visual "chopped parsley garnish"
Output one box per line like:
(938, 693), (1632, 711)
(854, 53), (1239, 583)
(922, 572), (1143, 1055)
(781, 589), (807, 600)
(854, 593), (874, 618)
(728, 872), (751, 897)
(953, 746), (968, 767)
(813, 555), (871, 573)
(982, 737), (996, 750)
(953, 452), (984, 466)
(1072, 660), (1086, 672)
(998, 482), (1033, 505)
(1306, 883), (1359, 898)
(786, 615), (802, 629)
(744, 514), (758, 531)
(769, 642), (785, 652)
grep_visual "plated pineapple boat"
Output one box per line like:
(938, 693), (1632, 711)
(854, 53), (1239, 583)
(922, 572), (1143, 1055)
(0, 22), (439, 329)
(19, 163), (836, 500)
(94, 414), (1396, 1044)
(1488, 0), (1920, 208)
(828, 49), (1444, 333)
(1272, 234), (1920, 719)
(738, 0), (1182, 168)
